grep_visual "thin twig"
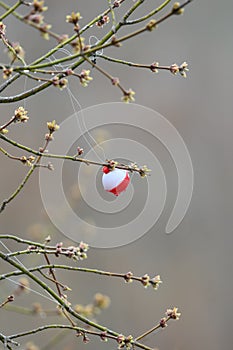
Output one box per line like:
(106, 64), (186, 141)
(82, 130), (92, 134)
(135, 317), (170, 341)
(0, 165), (35, 213)
(0, 133), (148, 174)
(0, 0), (22, 21)
(0, 263), (161, 290)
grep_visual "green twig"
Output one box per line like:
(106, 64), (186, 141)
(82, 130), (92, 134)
(4, 303), (61, 316)
(0, 263), (159, 287)
(135, 317), (171, 341)
(0, 165), (35, 213)
(124, 0), (171, 25)
(0, 133), (147, 174)
(0, 0), (22, 21)
(0, 332), (18, 349)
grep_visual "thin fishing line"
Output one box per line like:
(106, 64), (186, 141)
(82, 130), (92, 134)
(51, 49), (106, 161)
(0, 240), (28, 272)
(0, 240), (58, 304)
(89, 35), (104, 57)
(5, 277), (58, 304)
(65, 85), (106, 162)
(46, 49), (106, 162)
(51, 48), (134, 172)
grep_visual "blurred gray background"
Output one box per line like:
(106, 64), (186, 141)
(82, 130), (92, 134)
(0, 1), (233, 349)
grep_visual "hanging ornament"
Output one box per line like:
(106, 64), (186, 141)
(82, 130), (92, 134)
(102, 166), (130, 196)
